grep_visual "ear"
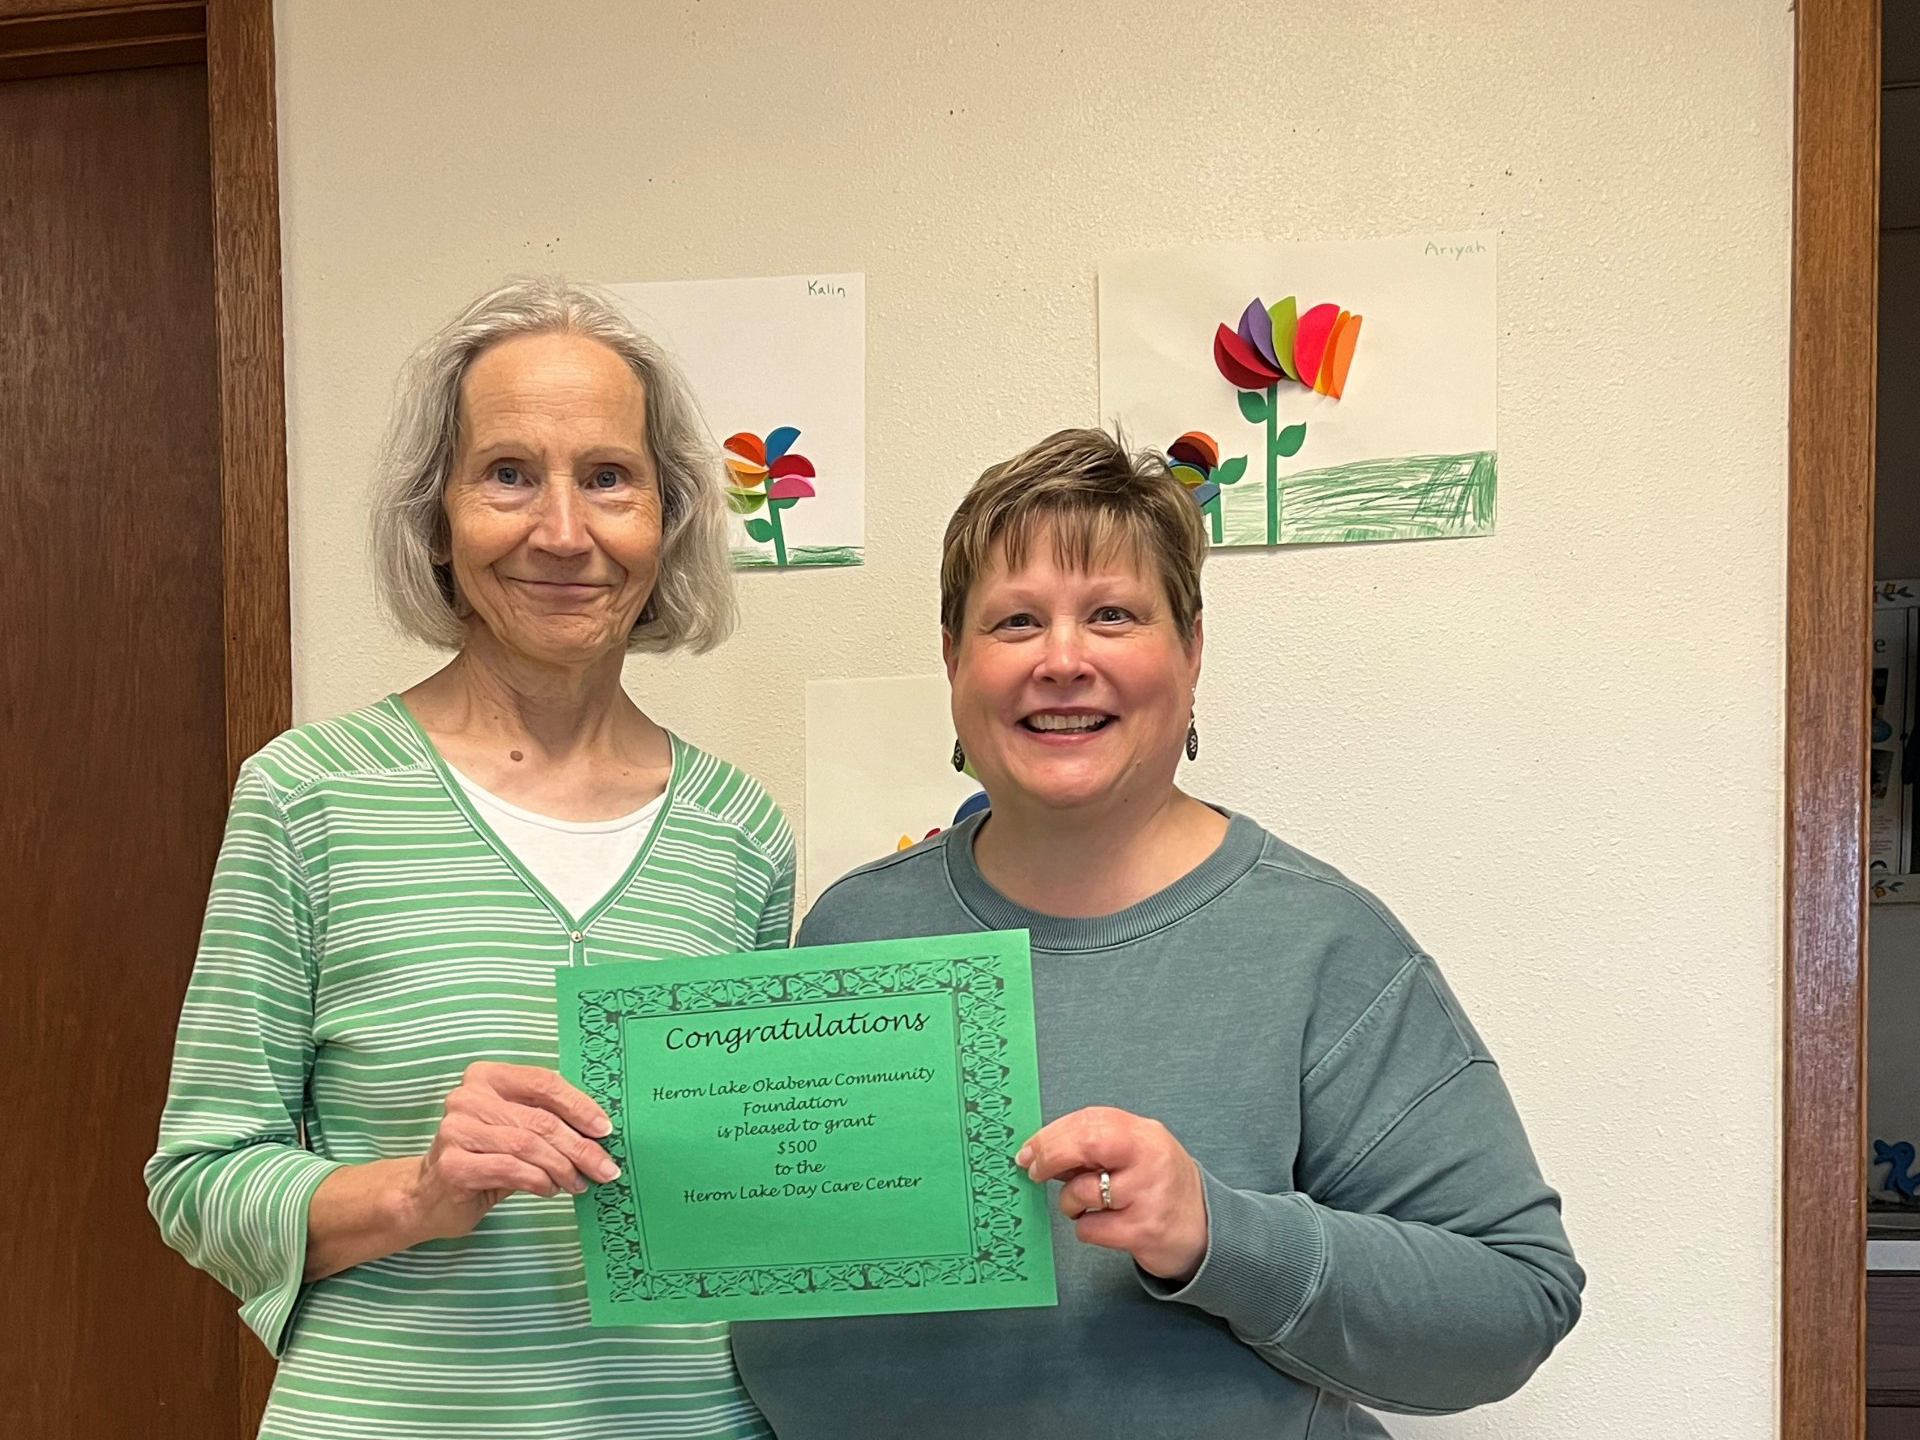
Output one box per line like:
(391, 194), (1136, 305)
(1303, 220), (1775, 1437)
(942, 629), (958, 681)
(1186, 611), (1205, 688)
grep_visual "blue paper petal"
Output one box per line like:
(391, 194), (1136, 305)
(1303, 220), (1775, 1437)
(764, 426), (801, 464)
(1193, 482), (1221, 507)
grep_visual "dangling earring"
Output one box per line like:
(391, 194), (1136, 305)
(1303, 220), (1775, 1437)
(952, 739), (967, 772)
(1186, 718), (1200, 761)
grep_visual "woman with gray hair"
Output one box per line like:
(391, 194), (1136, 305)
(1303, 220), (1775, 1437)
(146, 278), (789, 1439)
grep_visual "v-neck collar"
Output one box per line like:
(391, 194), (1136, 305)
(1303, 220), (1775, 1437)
(382, 694), (683, 942)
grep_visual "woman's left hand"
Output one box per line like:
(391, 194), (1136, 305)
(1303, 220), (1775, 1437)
(1016, 1106), (1208, 1283)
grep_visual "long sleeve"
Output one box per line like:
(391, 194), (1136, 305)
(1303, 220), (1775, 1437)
(1149, 953), (1583, 1415)
(753, 822), (796, 951)
(143, 764), (344, 1354)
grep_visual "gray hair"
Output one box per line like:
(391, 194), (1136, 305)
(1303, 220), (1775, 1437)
(370, 276), (736, 653)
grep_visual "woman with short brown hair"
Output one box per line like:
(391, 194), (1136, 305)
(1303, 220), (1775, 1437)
(733, 427), (1582, 1438)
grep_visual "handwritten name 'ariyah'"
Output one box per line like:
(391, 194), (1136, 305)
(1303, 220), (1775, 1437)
(1426, 240), (1487, 260)
(664, 1009), (929, 1056)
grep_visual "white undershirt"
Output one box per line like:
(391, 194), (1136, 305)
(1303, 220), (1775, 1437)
(451, 767), (664, 920)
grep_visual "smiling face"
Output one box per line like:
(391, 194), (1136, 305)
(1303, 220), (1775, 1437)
(944, 526), (1202, 821)
(441, 332), (662, 667)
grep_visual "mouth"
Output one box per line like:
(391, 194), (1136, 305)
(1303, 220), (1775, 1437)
(509, 578), (607, 598)
(1019, 710), (1114, 735)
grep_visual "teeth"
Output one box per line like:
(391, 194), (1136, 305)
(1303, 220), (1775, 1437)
(1027, 714), (1107, 732)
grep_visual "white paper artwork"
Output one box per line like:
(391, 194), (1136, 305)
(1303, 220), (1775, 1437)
(803, 675), (987, 911)
(605, 273), (865, 569)
(1098, 233), (1497, 549)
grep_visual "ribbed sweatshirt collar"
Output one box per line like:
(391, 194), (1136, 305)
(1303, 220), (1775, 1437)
(941, 807), (1266, 953)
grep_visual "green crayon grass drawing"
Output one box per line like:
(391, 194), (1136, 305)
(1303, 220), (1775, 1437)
(1207, 450), (1496, 546)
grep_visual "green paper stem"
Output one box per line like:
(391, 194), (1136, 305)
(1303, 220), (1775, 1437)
(768, 498), (791, 568)
(1264, 385), (1279, 545)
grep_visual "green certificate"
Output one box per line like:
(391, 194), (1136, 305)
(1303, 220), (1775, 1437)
(555, 930), (1057, 1324)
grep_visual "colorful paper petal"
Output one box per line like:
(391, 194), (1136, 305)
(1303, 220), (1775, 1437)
(724, 456), (769, 480)
(1170, 430), (1219, 469)
(1169, 463), (1210, 488)
(1313, 312), (1351, 395)
(723, 488), (768, 514)
(1192, 481), (1221, 508)
(1213, 324), (1283, 389)
(724, 432), (766, 465)
(768, 453), (816, 480)
(1292, 303), (1340, 392)
(763, 425), (801, 464)
(1325, 314), (1361, 398)
(1268, 298), (1299, 382)
(767, 476), (815, 500)
(1237, 298), (1281, 373)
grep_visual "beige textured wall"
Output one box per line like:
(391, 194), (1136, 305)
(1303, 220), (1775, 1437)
(274, 3), (1793, 1434)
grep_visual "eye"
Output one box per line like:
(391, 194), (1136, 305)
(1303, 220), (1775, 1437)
(491, 463), (527, 487)
(588, 467), (623, 490)
(994, 612), (1040, 632)
(1092, 606), (1134, 624)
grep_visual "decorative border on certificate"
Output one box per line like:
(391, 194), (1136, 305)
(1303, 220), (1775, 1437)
(571, 949), (1037, 1306)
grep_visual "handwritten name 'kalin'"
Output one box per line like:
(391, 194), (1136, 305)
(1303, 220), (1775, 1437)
(663, 1009), (929, 1056)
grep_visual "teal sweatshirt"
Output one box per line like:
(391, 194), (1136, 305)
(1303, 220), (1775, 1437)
(730, 810), (1582, 1437)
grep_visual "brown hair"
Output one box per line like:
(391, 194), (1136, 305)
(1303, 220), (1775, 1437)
(939, 428), (1207, 643)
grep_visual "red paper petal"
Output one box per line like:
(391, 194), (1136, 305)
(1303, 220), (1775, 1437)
(1213, 325), (1282, 389)
(1174, 430), (1219, 468)
(723, 432), (766, 464)
(768, 477), (815, 500)
(1292, 304), (1340, 391)
(768, 454), (816, 479)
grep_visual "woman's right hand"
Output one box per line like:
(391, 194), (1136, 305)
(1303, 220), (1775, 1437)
(404, 1062), (620, 1241)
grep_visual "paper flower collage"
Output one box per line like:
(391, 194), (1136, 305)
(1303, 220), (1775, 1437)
(1209, 295), (1362, 544)
(1166, 431), (1246, 544)
(724, 426), (817, 568)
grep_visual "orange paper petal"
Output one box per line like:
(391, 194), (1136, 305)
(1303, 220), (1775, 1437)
(1313, 312), (1350, 395)
(723, 432), (766, 464)
(1325, 314), (1362, 399)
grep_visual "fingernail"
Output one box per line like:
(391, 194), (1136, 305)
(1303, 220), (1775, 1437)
(1014, 1146), (1032, 1168)
(592, 1116), (613, 1138)
(604, 1164), (621, 1182)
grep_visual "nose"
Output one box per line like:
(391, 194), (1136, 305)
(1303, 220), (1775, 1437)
(1034, 619), (1093, 684)
(528, 477), (591, 557)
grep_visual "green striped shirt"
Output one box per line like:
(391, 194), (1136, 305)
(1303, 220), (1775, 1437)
(146, 696), (792, 1439)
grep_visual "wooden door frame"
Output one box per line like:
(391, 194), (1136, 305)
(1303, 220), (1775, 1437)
(1786, 1), (1880, 1438)
(0, 0), (290, 1429)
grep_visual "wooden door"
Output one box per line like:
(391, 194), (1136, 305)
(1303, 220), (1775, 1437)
(0, 3), (289, 1436)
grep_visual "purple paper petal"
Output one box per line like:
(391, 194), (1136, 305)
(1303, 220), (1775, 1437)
(1238, 298), (1279, 371)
